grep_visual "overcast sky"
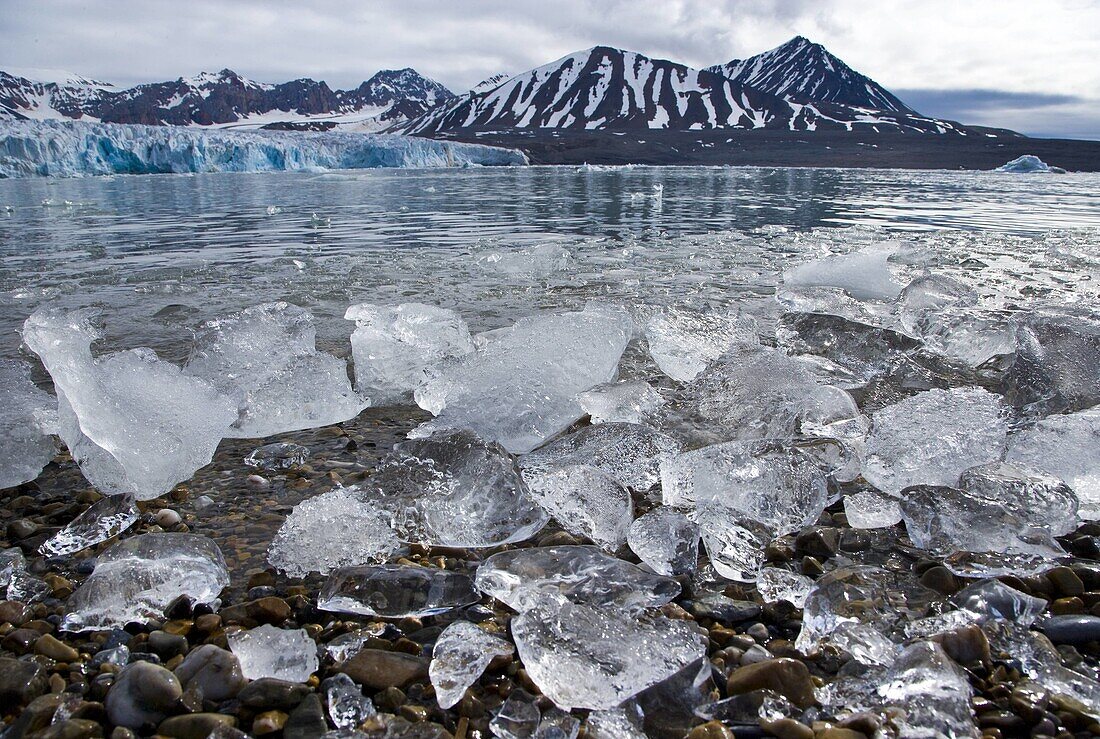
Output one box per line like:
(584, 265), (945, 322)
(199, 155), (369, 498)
(3, 0), (1098, 138)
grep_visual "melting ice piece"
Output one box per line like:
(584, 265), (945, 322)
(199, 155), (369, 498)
(952, 579), (1048, 626)
(829, 622), (899, 667)
(1006, 407), (1100, 519)
(1007, 311), (1100, 413)
(39, 494), (138, 557)
(266, 489), (400, 577)
(877, 641), (978, 739)
(475, 545), (680, 613)
(318, 564), (478, 618)
(756, 567), (815, 608)
(535, 707), (581, 739)
(578, 381), (664, 425)
(476, 242), (574, 278)
(490, 689), (541, 739)
(344, 302), (474, 404)
(584, 704), (647, 739)
(645, 306), (758, 381)
(62, 533), (229, 631)
(0, 359), (57, 488)
(958, 461), (1078, 536)
(660, 440), (830, 534)
(863, 387), (1007, 495)
(696, 504), (773, 582)
(1, 548), (49, 602)
(899, 485), (1065, 576)
(996, 154), (1062, 173)
(895, 274), (978, 336)
(920, 310), (1017, 368)
(776, 312), (920, 385)
(429, 621), (514, 709)
(323, 673), (376, 730)
(519, 422), (680, 491)
(511, 601), (707, 710)
(843, 490), (902, 529)
(184, 302), (367, 438)
(782, 245), (905, 301)
(228, 624), (319, 682)
(523, 464), (633, 551)
(22, 308), (237, 500)
(627, 507), (700, 577)
(412, 303), (633, 453)
(244, 442), (310, 471)
(365, 429), (547, 547)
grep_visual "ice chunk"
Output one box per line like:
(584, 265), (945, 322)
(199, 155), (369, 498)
(266, 489), (400, 577)
(476, 242), (573, 278)
(344, 302), (474, 404)
(958, 461), (1078, 536)
(324, 673), (376, 730)
(830, 621), (900, 667)
(62, 533), (229, 631)
(696, 504), (773, 582)
(228, 625), (318, 682)
(863, 387), (1007, 494)
(0, 359), (57, 488)
(475, 545), (680, 613)
(412, 304), (632, 453)
(244, 442), (309, 471)
(318, 564), (478, 617)
(584, 704), (647, 739)
(535, 707), (581, 739)
(895, 274), (977, 335)
(996, 154), (1063, 173)
(39, 494), (138, 557)
(22, 308), (237, 500)
(920, 311), (1017, 368)
(511, 601), (707, 710)
(878, 642), (978, 739)
(776, 312), (919, 384)
(898, 485), (1064, 576)
(1006, 312), (1100, 413)
(783, 246), (905, 301)
(645, 306), (758, 381)
(756, 567), (814, 608)
(843, 490), (902, 529)
(660, 440), (830, 534)
(2, 548), (50, 602)
(952, 579), (1048, 626)
(429, 621), (514, 709)
(364, 429), (547, 547)
(523, 464), (633, 551)
(578, 381), (664, 425)
(184, 302), (367, 438)
(323, 625), (387, 662)
(1006, 407), (1100, 519)
(490, 689), (540, 739)
(518, 422), (680, 491)
(627, 507), (700, 576)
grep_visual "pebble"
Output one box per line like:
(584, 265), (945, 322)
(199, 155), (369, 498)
(157, 713), (237, 738)
(37, 718), (104, 738)
(726, 658), (816, 709)
(687, 722), (737, 739)
(104, 661), (182, 729)
(155, 509), (182, 527)
(339, 649), (429, 690)
(238, 677), (311, 709)
(174, 644), (248, 702)
(148, 630), (189, 659)
(282, 693), (327, 739)
(0, 599), (30, 626)
(253, 710), (289, 735)
(0, 656), (47, 709)
(1038, 615), (1100, 645)
(763, 718), (816, 739)
(35, 633), (80, 662)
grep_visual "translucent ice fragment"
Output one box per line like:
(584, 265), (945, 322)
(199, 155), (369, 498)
(895, 274), (978, 336)
(843, 490), (902, 529)
(0, 359), (57, 488)
(430, 621), (514, 709)
(829, 621), (899, 667)
(519, 422), (680, 491)
(324, 673), (376, 730)
(475, 545), (680, 613)
(62, 533), (229, 631)
(523, 464), (633, 551)
(578, 381), (664, 425)
(756, 567), (814, 608)
(776, 312), (919, 385)
(39, 494), (139, 557)
(266, 489), (400, 577)
(627, 507), (700, 576)
(783, 246), (905, 301)
(511, 601), (707, 710)
(412, 303), (632, 453)
(477, 242), (573, 278)
(958, 461), (1078, 536)
(863, 387), (1007, 494)
(23, 308), (237, 500)
(1007, 311), (1100, 413)
(584, 704), (647, 739)
(490, 689), (540, 739)
(1006, 407), (1100, 519)
(645, 306), (758, 381)
(228, 624), (318, 682)
(952, 579), (1048, 626)
(344, 302), (474, 404)
(877, 642), (978, 739)
(318, 564), (478, 618)
(697, 504), (773, 582)
(244, 442), (309, 471)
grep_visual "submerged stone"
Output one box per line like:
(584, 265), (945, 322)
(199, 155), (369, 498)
(318, 564), (478, 618)
(474, 545), (680, 613)
(0, 359), (57, 489)
(227, 624), (319, 682)
(490, 688), (540, 739)
(39, 493), (139, 557)
(62, 533), (229, 631)
(952, 579), (1048, 626)
(645, 306), (758, 381)
(244, 442), (310, 471)
(627, 506), (700, 577)
(429, 621), (514, 709)
(522, 464), (633, 551)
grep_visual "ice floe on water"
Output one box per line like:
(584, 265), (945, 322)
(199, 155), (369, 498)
(996, 154), (1066, 174)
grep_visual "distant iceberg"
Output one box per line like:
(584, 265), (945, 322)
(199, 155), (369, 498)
(0, 119), (528, 177)
(995, 154), (1066, 174)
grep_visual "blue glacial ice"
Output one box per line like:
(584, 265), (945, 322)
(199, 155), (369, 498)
(0, 119), (528, 178)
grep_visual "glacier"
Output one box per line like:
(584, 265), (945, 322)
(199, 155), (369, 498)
(0, 119), (528, 178)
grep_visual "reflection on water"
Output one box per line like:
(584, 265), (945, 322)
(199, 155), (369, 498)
(1, 165), (1099, 359)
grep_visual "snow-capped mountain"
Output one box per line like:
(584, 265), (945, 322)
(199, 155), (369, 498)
(706, 36), (916, 115)
(402, 46), (964, 135)
(0, 67), (455, 131)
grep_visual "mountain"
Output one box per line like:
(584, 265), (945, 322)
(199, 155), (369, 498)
(706, 36), (916, 115)
(401, 46), (966, 135)
(0, 67), (455, 131)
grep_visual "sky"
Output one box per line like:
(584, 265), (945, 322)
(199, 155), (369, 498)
(2, 0), (1098, 139)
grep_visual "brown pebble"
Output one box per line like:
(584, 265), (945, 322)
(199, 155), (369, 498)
(687, 721), (736, 739)
(35, 634), (80, 662)
(400, 705), (429, 722)
(245, 597), (292, 625)
(0, 600), (29, 626)
(253, 710), (288, 735)
(1052, 598), (1086, 615)
(919, 566), (960, 595)
(727, 658), (816, 708)
(194, 614), (221, 633)
(817, 728), (867, 739)
(1048, 567), (1085, 597)
(340, 649), (429, 690)
(48, 673), (66, 693)
(931, 625), (991, 665)
(763, 718), (816, 739)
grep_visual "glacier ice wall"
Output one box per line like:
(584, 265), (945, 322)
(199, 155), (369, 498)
(0, 119), (528, 178)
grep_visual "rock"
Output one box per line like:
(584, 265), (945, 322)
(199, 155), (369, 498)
(0, 599), (30, 625)
(930, 625), (990, 664)
(763, 718), (816, 739)
(155, 509), (181, 528)
(1047, 566), (1085, 597)
(1038, 615), (1100, 645)
(157, 713), (237, 738)
(245, 597), (292, 625)
(105, 661), (183, 729)
(340, 649), (429, 690)
(37, 718), (105, 739)
(35, 633), (80, 662)
(919, 566), (960, 595)
(726, 658), (816, 708)
(817, 729), (866, 739)
(147, 630), (189, 659)
(173, 645), (247, 702)
(687, 721), (737, 739)
(0, 656), (47, 710)
(282, 693), (328, 739)
(252, 710), (288, 735)
(238, 678), (311, 709)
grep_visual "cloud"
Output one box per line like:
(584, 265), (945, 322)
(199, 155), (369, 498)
(895, 89), (1100, 140)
